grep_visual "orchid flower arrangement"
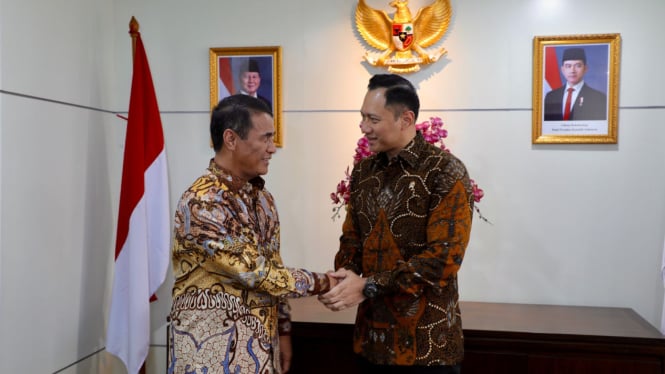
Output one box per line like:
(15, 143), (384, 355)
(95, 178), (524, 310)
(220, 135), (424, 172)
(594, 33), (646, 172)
(330, 116), (487, 221)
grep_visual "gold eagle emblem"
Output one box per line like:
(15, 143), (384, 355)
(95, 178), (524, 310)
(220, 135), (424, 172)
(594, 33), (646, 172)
(356, 0), (452, 73)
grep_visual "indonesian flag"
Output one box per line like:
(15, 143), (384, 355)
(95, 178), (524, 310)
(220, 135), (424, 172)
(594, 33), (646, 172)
(106, 30), (170, 374)
(543, 46), (562, 94)
(218, 57), (234, 99)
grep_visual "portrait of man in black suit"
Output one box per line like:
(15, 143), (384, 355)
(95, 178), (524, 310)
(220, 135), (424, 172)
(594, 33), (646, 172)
(543, 48), (607, 121)
(236, 58), (273, 112)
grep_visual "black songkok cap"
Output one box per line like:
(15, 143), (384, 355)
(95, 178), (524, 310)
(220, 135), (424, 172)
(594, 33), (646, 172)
(240, 58), (260, 74)
(562, 48), (587, 64)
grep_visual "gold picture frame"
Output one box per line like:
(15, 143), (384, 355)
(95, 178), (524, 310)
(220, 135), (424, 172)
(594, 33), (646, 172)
(209, 46), (283, 147)
(532, 34), (620, 144)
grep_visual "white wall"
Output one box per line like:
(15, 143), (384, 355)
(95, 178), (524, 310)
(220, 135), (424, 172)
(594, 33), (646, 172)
(1, 0), (665, 373)
(0, 0), (3, 362)
(0, 0), (120, 372)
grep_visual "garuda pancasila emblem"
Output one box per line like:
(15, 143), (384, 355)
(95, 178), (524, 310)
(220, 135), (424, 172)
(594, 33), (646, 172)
(356, 0), (452, 73)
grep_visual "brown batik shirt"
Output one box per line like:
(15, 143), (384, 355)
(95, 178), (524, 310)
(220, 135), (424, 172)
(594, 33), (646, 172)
(335, 132), (474, 366)
(169, 160), (331, 374)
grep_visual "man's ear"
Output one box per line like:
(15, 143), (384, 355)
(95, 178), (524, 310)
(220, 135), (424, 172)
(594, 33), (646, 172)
(223, 129), (238, 151)
(401, 110), (415, 129)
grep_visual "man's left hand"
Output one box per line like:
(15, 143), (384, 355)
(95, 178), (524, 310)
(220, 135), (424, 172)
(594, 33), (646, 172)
(279, 335), (292, 373)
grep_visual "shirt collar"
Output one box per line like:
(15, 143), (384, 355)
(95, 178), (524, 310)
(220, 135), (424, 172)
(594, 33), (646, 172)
(566, 81), (585, 91)
(239, 90), (258, 98)
(207, 158), (265, 192)
(376, 132), (424, 168)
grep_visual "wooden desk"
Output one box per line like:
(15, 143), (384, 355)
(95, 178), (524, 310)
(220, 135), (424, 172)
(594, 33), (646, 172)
(289, 300), (665, 374)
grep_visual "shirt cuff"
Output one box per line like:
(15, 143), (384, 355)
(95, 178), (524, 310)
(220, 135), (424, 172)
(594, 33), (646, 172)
(311, 272), (332, 294)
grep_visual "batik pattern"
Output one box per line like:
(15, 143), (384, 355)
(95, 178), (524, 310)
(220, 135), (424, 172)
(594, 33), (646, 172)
(335, 133), (474, 366)
(169, 160), (329, 374)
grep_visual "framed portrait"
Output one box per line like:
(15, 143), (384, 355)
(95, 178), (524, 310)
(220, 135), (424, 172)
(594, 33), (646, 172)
(209, 46), (283, 147)
(532, 34), (621, 144)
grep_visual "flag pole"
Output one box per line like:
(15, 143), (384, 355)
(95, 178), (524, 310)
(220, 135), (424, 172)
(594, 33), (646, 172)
(129, 16), (139, 61)
(130, 16), (147, 374)
(108, 16), (168, 374)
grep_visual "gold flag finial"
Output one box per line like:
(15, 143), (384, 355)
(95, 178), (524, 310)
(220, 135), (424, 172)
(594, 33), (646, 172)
(129, 16), (139, 35)
(129, 17), (140, 60)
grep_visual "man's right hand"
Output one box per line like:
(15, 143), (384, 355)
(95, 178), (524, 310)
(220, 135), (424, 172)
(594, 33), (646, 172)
(318, 269), (367, 311)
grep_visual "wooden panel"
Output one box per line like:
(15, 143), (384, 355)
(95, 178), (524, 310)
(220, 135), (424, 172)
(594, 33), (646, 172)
(462, 351), (528, 373)
(290, 302), (665, 374)
(460, 302), (664, 338)
(528, 354), (662, 374)
(290, 322), (360, 374)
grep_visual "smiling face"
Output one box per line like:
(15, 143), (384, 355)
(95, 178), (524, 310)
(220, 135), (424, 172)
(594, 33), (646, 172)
(359, 88), (414, 159)
(561, 59), (588, 86)
(232, 112), (276, 180)
(240, 71), (261, 96)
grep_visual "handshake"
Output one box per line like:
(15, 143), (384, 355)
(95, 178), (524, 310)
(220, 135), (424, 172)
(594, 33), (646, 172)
(318, 268), (367, 312)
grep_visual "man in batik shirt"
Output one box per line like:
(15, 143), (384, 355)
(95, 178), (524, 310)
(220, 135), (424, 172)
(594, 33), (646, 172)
(169, 94), (333, 374)
(320, 74), (474, 374)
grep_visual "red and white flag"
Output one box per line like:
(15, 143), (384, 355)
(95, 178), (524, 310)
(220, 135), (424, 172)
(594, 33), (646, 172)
(544, 46), (562, 93)
(217, 56), (234, 99)
(106, 28), (170, 374)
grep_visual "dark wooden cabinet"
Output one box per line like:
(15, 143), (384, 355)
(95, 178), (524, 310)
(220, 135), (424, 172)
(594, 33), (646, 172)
(290, 302), (665, 374)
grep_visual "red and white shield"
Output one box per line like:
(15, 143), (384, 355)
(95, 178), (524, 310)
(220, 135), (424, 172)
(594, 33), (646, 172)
(392, 23), (414, 51)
